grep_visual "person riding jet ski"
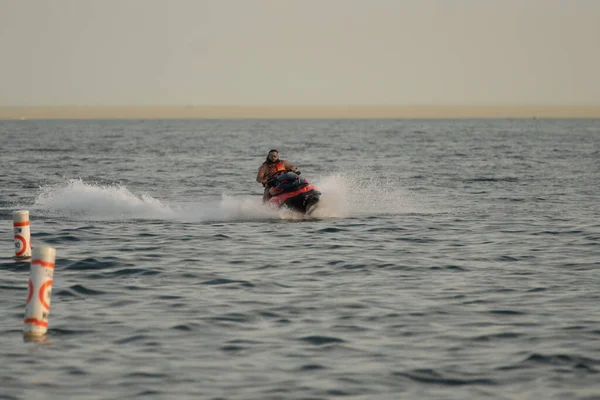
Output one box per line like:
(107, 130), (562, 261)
(256, 149), (297, 203)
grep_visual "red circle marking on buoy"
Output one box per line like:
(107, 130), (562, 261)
(14, 235), (27, 257)
(39, 280), (53, 310)
(26, 280), (33, 304)
(13, 221), (30, 227)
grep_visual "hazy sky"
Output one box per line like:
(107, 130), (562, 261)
(1, 0), (599, 106)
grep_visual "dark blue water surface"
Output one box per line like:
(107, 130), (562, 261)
(1, 119), (599, 399)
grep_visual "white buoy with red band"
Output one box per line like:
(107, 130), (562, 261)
(13, 210), (32, 258)
(24, 246), (56, 337)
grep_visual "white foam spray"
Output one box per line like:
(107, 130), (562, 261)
(310, 172), (421, 218)
(30, 174), (425, 222)
(33, 179), (175, 220)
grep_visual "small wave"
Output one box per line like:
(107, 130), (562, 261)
(49, 328), (96, 336)
(63, 257), (120, 271)
(499, 353), (600, 373)
(114, 335), (150, 345)
(299, 364), (326, 371)
(317, 227), (346, 233)
(298, 335), (345, 345)
(396, 237), (434, 243)
(45, 234), (81, 243)
(0, 261), (31, 273)
(56, 284), (106, 296)
(366, 226), (407, 233)
(0, 283), (26, 292)
(429, 265), (468, 271)
(108, 268), (161, 277)
(332, 263), (367, 270)
(124, 372), (167, 379)
(210, 313), (254, 323)
(463, 177), (519, 183)
(220, 345), (245, 352)
(394, 369), (496, 386)
(135, 390), (164, 397)
(526, 287), (547, 293)
(524, 353), (599, 367)
(200, 278), (255, 287)
(488, 309), (525, 315)
(470, 332), (523, 341)
(64, 367), (87, 376)
(171, 323), (200, 331)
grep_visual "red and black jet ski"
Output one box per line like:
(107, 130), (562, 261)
(266, 171), (321, 215)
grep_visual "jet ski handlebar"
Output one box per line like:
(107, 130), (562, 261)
(266, 170), (301, 187)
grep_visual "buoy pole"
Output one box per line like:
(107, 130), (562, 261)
(13, 210), (31, 258)
(24, 246), (56, 337)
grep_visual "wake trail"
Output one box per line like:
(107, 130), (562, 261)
(28, 174), (428, 222)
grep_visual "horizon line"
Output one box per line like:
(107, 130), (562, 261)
(1, 105), (600, 120)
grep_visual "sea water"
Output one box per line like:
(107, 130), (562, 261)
(0, 119), (599, 399)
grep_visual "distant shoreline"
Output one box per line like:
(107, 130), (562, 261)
(1, 105), (599, 120)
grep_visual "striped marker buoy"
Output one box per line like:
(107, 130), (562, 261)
(24, 246), (56, 337)
(13, 210), (31, 258)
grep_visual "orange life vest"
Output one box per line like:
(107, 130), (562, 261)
(264, 161), (286, 179)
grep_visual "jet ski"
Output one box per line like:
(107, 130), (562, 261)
(266, 171), (321, 215)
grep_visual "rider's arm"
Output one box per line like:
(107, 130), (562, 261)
(283, 160), (297, 172)
(256, 165), (268, 185)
